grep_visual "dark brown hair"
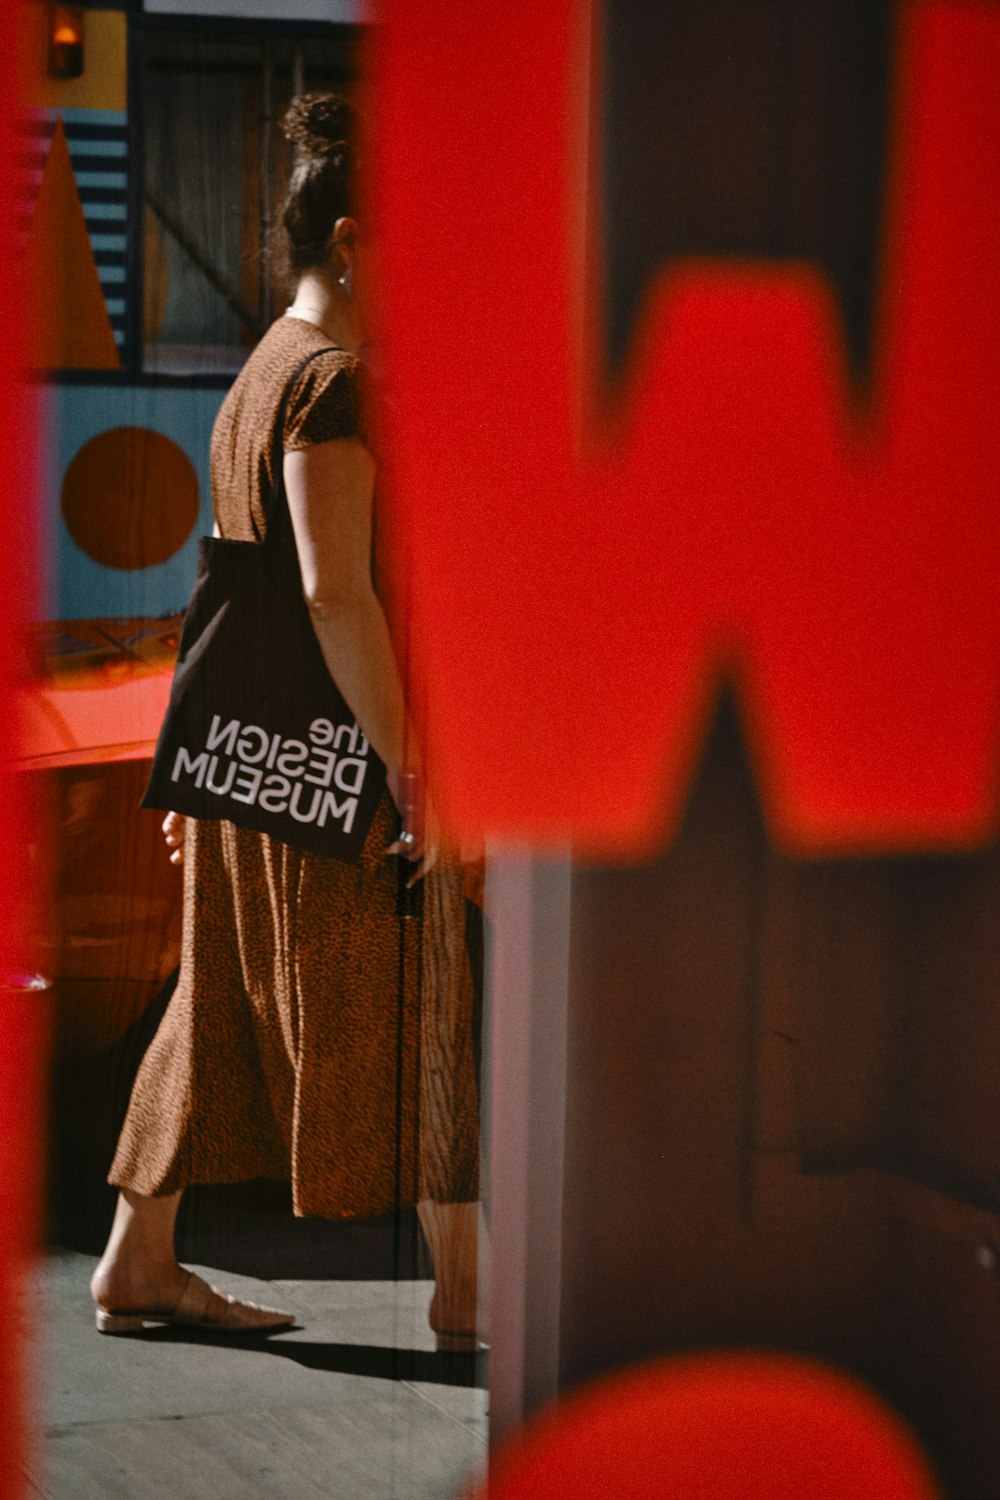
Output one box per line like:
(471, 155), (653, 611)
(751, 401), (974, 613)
(280, 93), (356, 276)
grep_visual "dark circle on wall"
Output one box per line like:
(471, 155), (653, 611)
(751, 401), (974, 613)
(61, 427), (199, 571)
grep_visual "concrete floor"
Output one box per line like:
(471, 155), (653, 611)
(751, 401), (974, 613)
(19, 1252), (488, 1500)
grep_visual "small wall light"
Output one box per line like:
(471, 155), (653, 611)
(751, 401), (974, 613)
(49, 5), (85, 80)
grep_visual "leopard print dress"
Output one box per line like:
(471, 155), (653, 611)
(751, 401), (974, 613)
(109, 316), (480, 1217)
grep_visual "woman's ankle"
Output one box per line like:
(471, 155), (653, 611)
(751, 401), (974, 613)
(91, 1188), (185, 1307)
(90, 1253), (187, 1310)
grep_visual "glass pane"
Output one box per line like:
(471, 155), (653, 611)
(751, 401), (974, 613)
(23, 12), (489, 1498)
(144, 67), (248, 361)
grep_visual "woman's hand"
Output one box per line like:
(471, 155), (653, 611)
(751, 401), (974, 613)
(162, 810), (185, 866)
(386, 773), (439, 886)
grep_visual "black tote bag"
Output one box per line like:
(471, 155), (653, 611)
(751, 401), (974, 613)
(142, 347), (387, 862)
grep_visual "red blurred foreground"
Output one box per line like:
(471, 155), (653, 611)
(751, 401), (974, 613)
(1, 0), (43, 1493)
(472, 1353), (941, 1500)
(375, 2), (1000, 857)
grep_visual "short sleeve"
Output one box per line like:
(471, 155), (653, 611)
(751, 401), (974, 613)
(283, 352), (367, 451)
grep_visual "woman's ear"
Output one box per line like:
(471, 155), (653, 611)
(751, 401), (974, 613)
(330, 216), (358, 278)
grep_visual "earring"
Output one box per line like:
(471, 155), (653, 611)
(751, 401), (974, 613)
(339, 262), (353, 299)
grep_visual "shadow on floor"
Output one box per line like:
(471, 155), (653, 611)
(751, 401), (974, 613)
(104, 1323), (488, 1388)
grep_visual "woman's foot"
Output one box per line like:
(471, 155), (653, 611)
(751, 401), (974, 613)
(94, 1268), (296, 1335)
(91, 1186), (294, 1334)
(428, 1288), (487, 1352)
(91, 1187), (189, 1316)
(90, 1255), (190, 1319)
(419, 1199), (488, 1351)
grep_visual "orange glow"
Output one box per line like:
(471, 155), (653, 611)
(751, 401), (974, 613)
(49, 5), (84, 79)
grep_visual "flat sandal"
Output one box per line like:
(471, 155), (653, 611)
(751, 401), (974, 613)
(95, 1269), (296, 1336)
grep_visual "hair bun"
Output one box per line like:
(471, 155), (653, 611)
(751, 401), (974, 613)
(282, 93), (352, 163)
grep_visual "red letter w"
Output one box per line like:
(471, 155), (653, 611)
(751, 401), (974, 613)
(374, 3), (1000, 856)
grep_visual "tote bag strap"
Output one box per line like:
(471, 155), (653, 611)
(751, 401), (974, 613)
(264, 343), (343, 533)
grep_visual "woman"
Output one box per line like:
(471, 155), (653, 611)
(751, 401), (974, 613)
(90, 94), (482, 1348)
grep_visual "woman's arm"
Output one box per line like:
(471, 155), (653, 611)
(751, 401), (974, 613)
(283, 436), (410, 780)
(284, 437), (436, 878)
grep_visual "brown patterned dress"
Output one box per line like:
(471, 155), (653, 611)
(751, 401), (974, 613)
(109, 316), (480, 1218)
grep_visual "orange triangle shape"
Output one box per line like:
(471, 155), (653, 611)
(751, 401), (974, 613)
(25, 117), (122, 370)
